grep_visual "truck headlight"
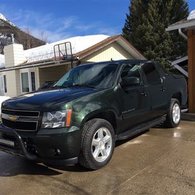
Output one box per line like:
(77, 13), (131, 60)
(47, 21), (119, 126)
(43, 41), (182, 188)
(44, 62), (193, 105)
(42, 109), (72, 128)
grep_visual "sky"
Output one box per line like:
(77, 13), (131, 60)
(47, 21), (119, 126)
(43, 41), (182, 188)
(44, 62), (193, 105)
(0, 0), (194, 43)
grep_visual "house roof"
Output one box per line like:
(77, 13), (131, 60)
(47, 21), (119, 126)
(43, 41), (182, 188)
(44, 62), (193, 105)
(0, 34), (109, 68)
(25, 34), (109, 63)
(77, 35), (146, 60)
(166, 10), (195, 31)
(24, 34), (145, 63)
(0, 34), (145, 72)
(166, 19), (195, 31)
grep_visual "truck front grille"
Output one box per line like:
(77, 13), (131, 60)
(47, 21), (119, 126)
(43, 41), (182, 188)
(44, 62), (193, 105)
(1, 109), (40, 131)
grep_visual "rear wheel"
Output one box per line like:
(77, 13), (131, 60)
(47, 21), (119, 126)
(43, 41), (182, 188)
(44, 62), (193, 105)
(79, 118), (115, 170)
(164, 98), (181, 128)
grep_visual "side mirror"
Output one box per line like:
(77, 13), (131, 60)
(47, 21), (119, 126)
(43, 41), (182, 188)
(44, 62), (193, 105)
(121, 77), (140, 88)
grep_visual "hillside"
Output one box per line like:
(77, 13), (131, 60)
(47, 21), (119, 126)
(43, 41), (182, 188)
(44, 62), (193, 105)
(0, 13), (45, 54)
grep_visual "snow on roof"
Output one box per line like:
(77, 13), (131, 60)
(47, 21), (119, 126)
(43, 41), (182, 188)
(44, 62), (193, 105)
(0, 13), (7, 21)
(187, 10), (195, 20)
(0, 54), (5, 68)
(25, 34), (109, 63)
(0, 34), (109, 67)
(0, 13), (15, 26)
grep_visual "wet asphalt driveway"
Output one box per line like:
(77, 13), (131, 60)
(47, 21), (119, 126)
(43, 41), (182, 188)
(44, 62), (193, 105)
(0, 121), (195, 195)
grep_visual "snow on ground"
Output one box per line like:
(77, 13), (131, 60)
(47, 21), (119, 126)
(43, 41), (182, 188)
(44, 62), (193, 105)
(24, 34), (109, 63)
(187, 10), (195, 20)
(0, 54), (5, 68)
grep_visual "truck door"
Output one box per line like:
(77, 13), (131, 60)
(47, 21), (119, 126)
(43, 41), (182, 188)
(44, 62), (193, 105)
(117, 64), (151, 131)
(141, 62), (167, 118)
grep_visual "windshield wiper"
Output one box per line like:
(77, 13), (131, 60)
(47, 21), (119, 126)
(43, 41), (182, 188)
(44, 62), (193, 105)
(51, 83), (96, 89)
(70, 83), (96, 88)
(51, 85), (67, 89)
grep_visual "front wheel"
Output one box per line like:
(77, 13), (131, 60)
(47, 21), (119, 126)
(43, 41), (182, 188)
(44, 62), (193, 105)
(79, 119), (115, 170)
(164, 98), (181, 128)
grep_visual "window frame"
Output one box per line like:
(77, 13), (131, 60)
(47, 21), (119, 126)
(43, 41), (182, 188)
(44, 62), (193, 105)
(20, 69), (37, 93)
(0, 74), (6, 95)
(3, 75), (7, 93)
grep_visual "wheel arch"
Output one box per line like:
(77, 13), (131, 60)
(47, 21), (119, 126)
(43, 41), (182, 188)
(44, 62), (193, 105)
(81, 110), (117, 133)
(172, 92), (182, 105)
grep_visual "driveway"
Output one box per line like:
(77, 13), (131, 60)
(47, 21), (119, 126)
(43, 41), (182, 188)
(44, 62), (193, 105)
(0, 121), (195, 195)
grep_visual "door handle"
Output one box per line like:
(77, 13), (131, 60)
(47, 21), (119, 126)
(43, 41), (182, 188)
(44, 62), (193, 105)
(140, 92), (147, 96)
(161, 87), (166, 92)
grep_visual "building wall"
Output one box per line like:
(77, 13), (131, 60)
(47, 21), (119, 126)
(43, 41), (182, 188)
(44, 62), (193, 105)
(15, 70), (20, 96)
(35, 67), (40, 89)
(85, 43), (133, 62)
(4, 70), (20, 97)
(4, 44), (26, 67)
(3, 44), (26, 97)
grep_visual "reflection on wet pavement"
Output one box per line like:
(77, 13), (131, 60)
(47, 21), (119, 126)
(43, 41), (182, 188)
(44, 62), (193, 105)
(0, 121), (195, 195)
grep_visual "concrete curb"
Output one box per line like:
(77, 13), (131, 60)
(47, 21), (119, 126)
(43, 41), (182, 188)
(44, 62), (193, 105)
(181, 113), (195, 121)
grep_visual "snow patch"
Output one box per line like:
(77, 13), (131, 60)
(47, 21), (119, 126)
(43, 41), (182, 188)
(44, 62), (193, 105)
(0, 54), (5, 68)
(0, 34), (109, 66)
(187, 10), (195, 20)
(0, 13), (15, 26)
(0, 13), (7, 21)
(0, 96), (10, 112)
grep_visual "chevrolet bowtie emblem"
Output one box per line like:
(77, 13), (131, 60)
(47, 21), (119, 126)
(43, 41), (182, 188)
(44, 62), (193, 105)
(8, 115), (18, 122)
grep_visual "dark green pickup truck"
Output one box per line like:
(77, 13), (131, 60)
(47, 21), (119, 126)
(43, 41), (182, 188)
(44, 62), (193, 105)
(0, 60), (187, 169)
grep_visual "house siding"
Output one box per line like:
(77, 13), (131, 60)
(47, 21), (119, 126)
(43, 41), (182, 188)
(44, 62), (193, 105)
(4, 44), (26, 67)
(4, 70), (20, 97)
(85, 43), (133, 62)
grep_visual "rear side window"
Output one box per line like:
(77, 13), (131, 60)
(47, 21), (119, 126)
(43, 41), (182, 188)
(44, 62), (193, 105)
(142, 63), (161, 85)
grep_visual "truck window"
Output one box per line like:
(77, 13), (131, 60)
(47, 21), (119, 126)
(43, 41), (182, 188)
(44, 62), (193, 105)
(121, 65), (141, 81)
(55, 63), (119, 89)
(142, 63), (161, 85)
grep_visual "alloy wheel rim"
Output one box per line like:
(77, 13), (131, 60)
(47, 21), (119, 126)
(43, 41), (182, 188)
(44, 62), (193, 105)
(172, 103), (180, 124)
(91, 127), (112, 163)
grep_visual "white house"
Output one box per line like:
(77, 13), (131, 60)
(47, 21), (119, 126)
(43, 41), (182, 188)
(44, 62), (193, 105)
(0, 34), (146, 97)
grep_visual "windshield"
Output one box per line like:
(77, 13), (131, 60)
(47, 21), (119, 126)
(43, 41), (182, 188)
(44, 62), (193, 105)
(54, 63), (119, 89)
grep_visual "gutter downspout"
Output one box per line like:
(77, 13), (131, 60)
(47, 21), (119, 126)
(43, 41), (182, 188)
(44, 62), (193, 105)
(178, 28), (187, 40)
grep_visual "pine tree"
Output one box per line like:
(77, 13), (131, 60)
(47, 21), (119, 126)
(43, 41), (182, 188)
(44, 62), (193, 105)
(122, 0), (189, 68)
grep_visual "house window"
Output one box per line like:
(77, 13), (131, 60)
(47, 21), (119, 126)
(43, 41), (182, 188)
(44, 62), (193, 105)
(3, 75), (7, 93)
(20, 71), (36, 93)
(21, 72), (29, 93)
(0, 75), (7, 95)
(31, 72), (36, 91)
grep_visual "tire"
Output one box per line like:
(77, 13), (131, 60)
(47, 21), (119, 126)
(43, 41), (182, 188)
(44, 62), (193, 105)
(79, 118), (115, 170)
(164, 98), (181, 128)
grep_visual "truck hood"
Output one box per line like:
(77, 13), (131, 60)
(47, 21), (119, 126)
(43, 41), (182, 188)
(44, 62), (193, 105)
(2, 87), (98, 111)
